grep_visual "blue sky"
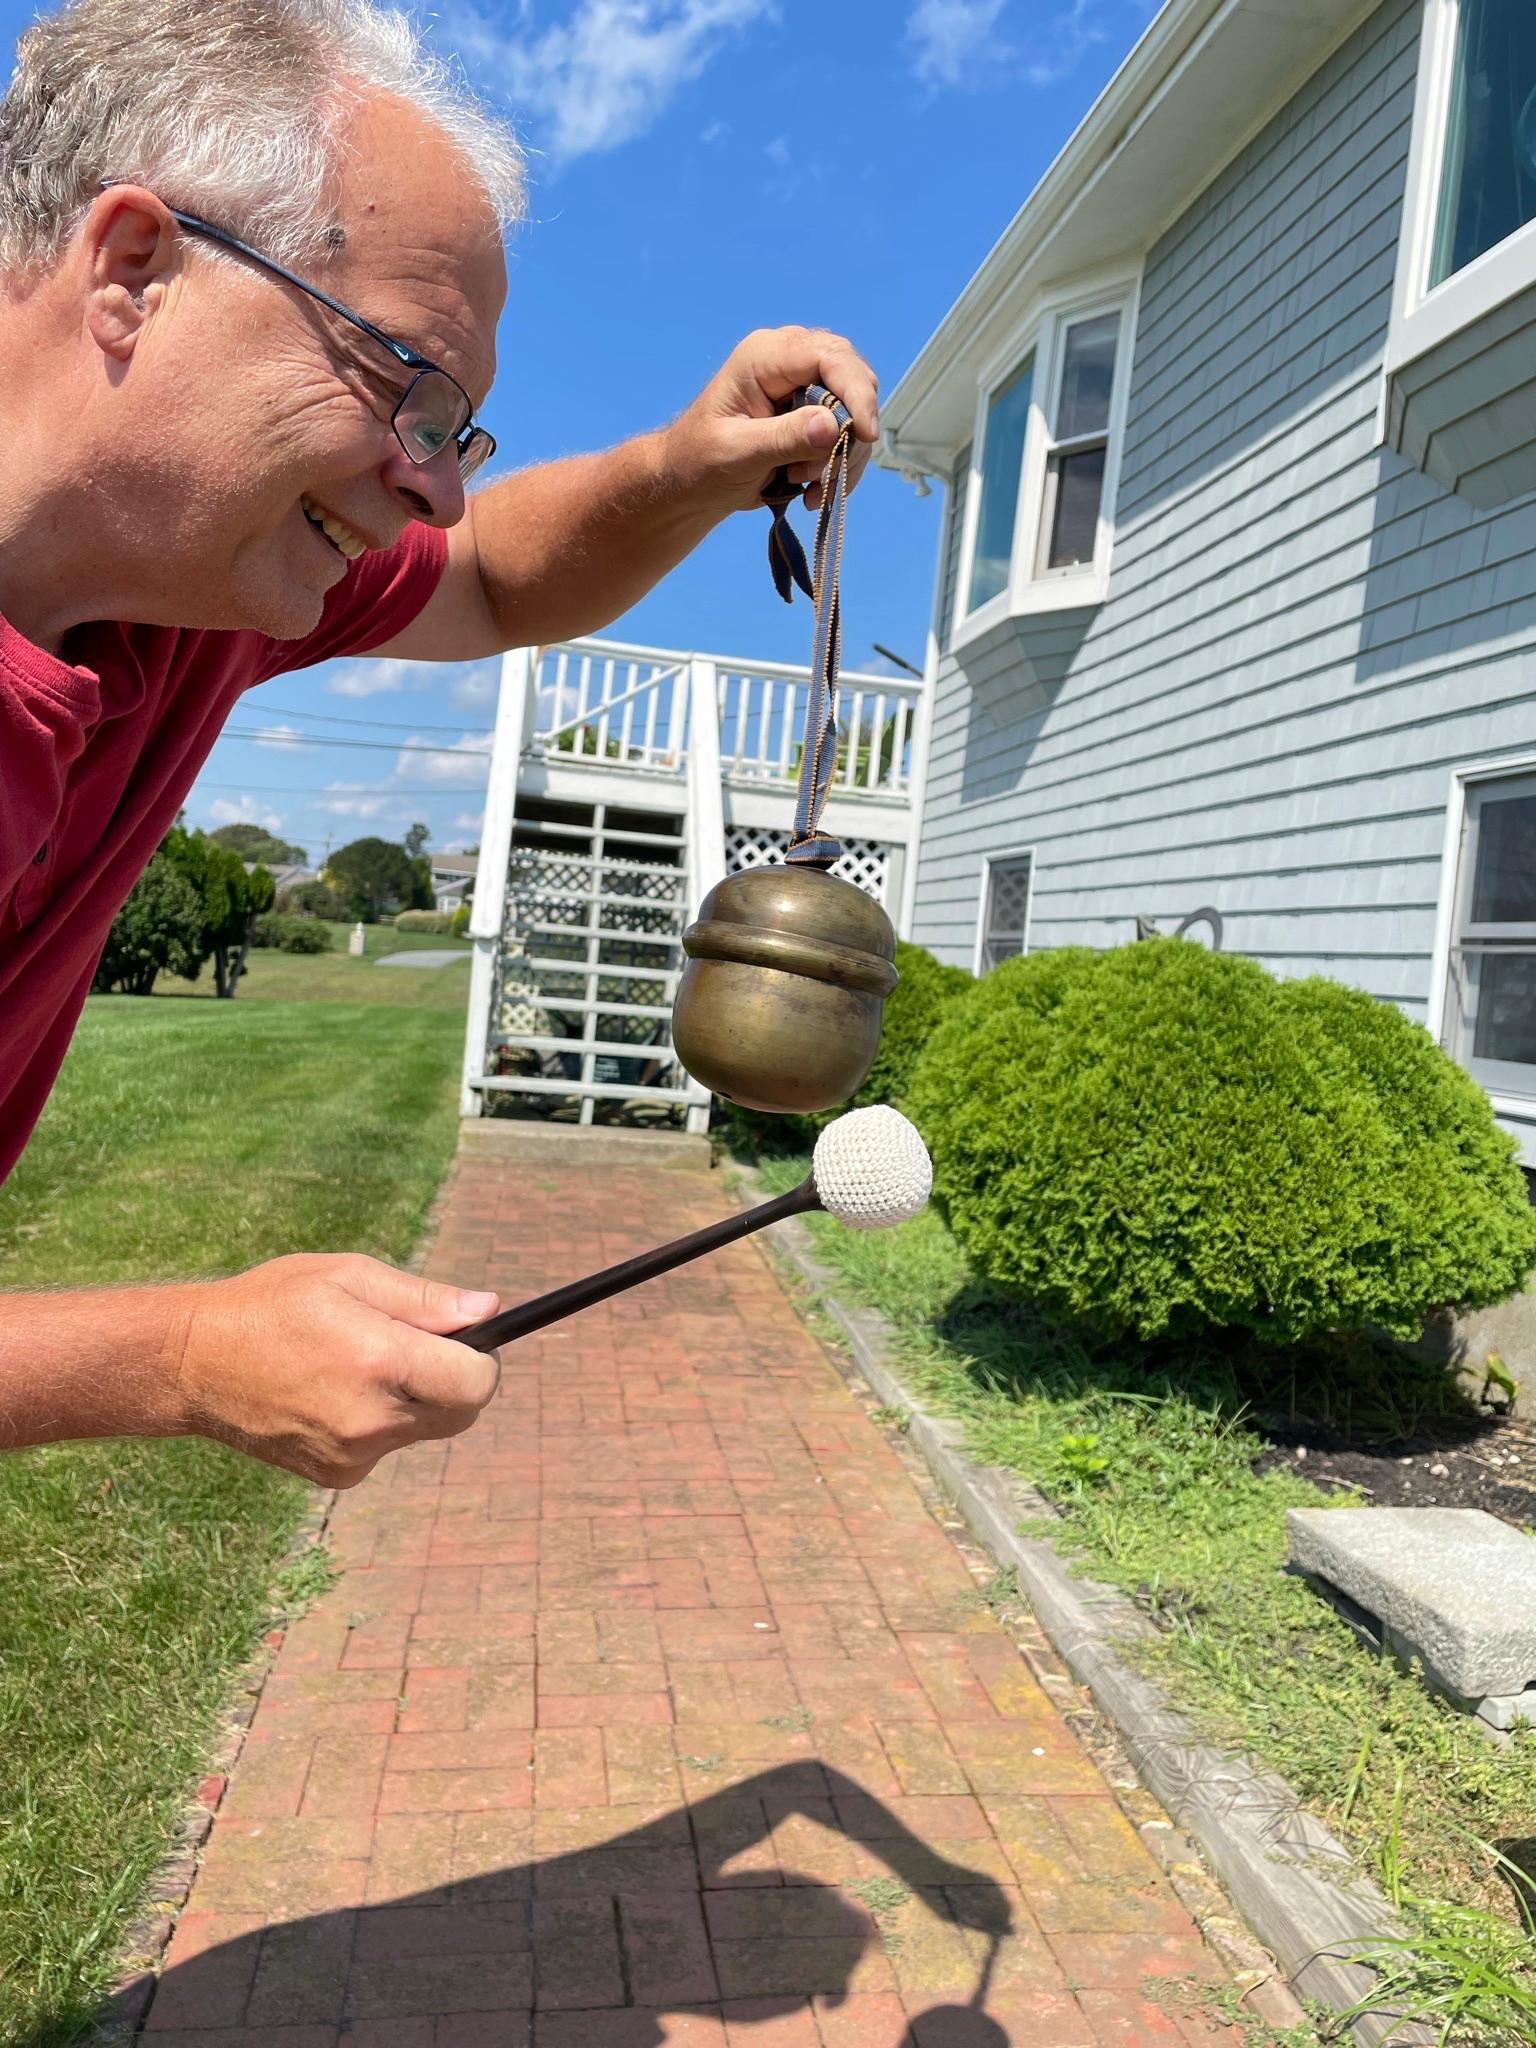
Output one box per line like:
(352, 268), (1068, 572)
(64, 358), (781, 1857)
(4, 0), (1158, 861)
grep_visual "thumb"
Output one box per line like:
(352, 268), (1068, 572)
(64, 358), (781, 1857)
(337, 1257), (499, 1335)
(728, 402), (840, 479)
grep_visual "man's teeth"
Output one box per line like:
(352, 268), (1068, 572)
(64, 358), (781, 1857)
(301, 496), (365, 560)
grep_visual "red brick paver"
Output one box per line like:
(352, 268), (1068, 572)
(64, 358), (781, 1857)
(148, 1150), (1229, 2045)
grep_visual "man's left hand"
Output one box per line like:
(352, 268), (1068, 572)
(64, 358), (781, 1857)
(662, 325), (880, 521)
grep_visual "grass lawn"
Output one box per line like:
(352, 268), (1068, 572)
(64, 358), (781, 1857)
(748, 1150), (1536, 2045)
(0, 953), (467, 2043)
(316, 918), (472, 957)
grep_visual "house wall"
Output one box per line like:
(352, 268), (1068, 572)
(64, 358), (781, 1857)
(910, 0), (1536, 1161)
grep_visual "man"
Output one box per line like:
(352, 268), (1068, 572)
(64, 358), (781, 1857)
(0, 0), (878, 1489)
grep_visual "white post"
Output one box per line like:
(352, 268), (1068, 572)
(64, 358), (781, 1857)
(460, 646), (533, 1117)
(682, 657), (726, 1135)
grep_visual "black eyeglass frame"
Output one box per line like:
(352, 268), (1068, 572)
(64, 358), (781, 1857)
(103, 187), (496, 483)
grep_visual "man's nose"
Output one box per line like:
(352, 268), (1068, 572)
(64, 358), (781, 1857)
(381, 442), (467, 528)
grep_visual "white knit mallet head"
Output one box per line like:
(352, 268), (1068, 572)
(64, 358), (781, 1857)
(811, 1105), (932, 1230)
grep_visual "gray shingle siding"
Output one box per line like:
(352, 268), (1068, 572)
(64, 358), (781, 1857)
(912, 0), (1536, 1106)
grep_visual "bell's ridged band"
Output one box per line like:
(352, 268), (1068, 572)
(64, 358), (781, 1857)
(682, 918), (898, 996)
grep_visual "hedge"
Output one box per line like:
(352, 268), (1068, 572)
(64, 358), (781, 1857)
(906, 940), (1536, 1345)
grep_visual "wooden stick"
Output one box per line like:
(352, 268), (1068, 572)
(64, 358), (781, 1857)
(450, 1176), (821, 1353)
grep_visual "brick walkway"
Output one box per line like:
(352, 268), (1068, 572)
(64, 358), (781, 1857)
(146, 1145), (1229, 2046)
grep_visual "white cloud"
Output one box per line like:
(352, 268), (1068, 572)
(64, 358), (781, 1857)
(445, 0), (774, 163)
(253, 723), (306, 749)
(208, 794), (287, 832)
(325, 657), (418, 699)
(700, 118), (729, 143)
(395, 733), (493, 786)
(452, 810), (486, 834)
(904, 0), (1109, 91)
(905, 0), (1008, 88)
(320, 782), (391, 819)
(764, 133), (790, 165)
(449, 663), (500, 710)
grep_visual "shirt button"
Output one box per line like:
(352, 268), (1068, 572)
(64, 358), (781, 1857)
(32, 842), (47, 865)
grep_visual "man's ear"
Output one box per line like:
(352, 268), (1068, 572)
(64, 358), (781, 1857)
(81, 187), (179, 361)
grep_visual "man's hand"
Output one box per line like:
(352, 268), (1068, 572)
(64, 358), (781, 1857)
(0, 1256), (501, 1488)
(173, 1254), (502, 1487)
(662, 324), (881, 518)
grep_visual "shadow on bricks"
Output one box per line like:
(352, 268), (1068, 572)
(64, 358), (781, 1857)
(89, 1767), (1014, 2046)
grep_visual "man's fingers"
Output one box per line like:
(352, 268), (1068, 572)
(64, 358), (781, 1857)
(392, 1328), (502, 1421)
(333, 1256), (499, 1336)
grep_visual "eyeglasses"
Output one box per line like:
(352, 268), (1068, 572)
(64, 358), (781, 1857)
(137, 195), (496, 484)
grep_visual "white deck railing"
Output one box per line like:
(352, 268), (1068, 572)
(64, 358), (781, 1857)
(529, 635), (920, 799)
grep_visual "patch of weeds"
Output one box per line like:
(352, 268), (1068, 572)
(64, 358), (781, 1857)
(1148, 1976), (1323, 2046)
(871, 1405), (913, 1434)
(845, 1875), (912, 1955)
(677, 1752), (724, 1772)
(978, 1565), (1020, 1612)
(272, 1541), (340, 1620)
(759, 1707), (815, 1733)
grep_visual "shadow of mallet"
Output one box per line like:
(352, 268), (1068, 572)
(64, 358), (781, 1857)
(450, 1105), (932, 1352)
(904, 1930), (1009, 2043)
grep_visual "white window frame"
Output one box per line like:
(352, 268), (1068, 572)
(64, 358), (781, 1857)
(973, 846), (1035, 975)
(952, 268), (1140, 654)
(1381, 0), (1536, 415)
(1426, 752), (1536, 1114)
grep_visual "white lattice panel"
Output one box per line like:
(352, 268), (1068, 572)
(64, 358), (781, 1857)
(723, 825), (889, 903)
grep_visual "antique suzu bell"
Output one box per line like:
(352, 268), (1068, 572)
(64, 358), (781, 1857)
(672, 865), (897, 1113)
(671, 384), (900, 1116)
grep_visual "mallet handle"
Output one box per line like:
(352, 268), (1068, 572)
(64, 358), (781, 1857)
(450, 1176), (821, 1353)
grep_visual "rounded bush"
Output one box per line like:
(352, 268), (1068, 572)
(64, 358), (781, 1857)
(720, 939), (972, 1151)
(907, 940), (1536, 1344)
(450, 904), (471, 937)
(394, 909), (456, 934)
(252, 913), (331, 954)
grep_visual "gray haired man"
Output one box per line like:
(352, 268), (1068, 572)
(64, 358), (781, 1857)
(0, 0), (879, 1486)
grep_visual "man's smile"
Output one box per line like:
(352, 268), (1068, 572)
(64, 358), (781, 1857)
(300, 493), (367, 559)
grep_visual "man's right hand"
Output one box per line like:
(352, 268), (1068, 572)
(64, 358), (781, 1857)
(0, 1253), (502, 1486)
(172, 1253), (503, 1486)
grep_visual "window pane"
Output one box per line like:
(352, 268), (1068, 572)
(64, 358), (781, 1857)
(1432, 0), (1536, 285)
(1056, 314), (1119, 439)
(1449, 948), (1536, 1070)
(983, 856), (1031, 969)
(966, 357), (1033, 613)
(1471, 790), (1536, 923)
(1047, 446), (1106, 569)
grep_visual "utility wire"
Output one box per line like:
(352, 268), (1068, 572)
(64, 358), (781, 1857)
(222, 727), (490, 758)
(247, 699), (493, 735)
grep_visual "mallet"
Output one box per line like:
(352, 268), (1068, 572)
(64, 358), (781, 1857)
(449, 1105), (931, 1354)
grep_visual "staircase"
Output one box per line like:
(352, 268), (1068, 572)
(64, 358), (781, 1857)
(484, 798), (695, 1127)
(460, 637), (925, 1137)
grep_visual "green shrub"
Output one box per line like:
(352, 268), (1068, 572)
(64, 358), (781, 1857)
(450, 904), (471, 937)
(251, 913), (331, 954)
(276, 879), (347, 921)
(393, 909), (456, 934)
(907, 940), (1536, 1345)
(720, 939), (972, 1152)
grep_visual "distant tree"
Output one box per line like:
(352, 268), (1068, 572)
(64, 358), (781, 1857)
(161, 826), (275, 996)
(92, 852), (204, 996)
(208, 822), (307, 865)
(327, 836), (416, 920)
(277, 878), (349, 920)
(403, 821), (430, 859)
(408, 854), (434, 911)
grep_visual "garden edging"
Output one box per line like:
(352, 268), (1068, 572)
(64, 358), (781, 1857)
(748, 1191), (1435, 2048)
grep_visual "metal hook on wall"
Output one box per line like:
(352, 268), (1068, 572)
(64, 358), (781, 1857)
(1135, 905), (1224, 950)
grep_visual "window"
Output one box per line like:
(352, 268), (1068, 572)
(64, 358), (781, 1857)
(978, 852), (1032, 971)
(1441, 771), (1536, 1095)
(1432, 0), (1536, 286)
(1039, 313), (1120, 573)
(956, 286), (1134, 637)
(966, 356), (1033, 613)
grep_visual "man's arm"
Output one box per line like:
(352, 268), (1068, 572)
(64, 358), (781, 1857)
(372, 325), (880, 662)
(0, 1254), (502, 1486)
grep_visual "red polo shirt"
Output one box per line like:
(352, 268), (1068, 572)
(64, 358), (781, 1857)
(0, 522), (449, 1186)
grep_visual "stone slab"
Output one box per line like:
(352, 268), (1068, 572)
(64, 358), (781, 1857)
(457, 1118), (709, 1170)
(1286, 1507), (1536, 1699)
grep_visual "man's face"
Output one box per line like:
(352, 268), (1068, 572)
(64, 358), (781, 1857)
(108, 92), (506, 638)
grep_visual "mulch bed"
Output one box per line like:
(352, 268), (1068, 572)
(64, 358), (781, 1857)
(1254, 1410), (1536, 1527)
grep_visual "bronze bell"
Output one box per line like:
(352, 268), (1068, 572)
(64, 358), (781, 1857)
(672, 865), (899, 1114)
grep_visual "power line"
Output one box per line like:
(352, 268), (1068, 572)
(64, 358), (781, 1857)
(247, 699), (494, 736)
(222, 727), (491, 759)
(192, 780), (489, 797)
